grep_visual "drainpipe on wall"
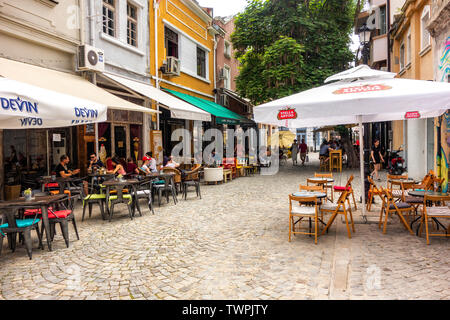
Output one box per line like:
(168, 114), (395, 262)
(387, 0), (391, 72)
(154, 0), (160, 131)
(214, 38), (218, 103)
(87, 0), (99, 155)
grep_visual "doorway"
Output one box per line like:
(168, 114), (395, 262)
(114, 125), (127, 159)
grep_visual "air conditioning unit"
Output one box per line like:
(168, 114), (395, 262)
(78, 45), (105, 72)
(219, 94), (229, 107)
(162, 56), (180, 76)
(219, 68), (228, 80)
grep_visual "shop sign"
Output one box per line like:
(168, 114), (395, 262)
(0, 97), (39, 113)
(405, 111), (421, 119)
(333, 84), (392, 95)
(216, 118), (239, 125)
(277, 108), (297, 120)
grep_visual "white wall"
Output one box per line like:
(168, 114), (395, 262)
(407, 118), (427, 179)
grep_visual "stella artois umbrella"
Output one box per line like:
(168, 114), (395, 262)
(254, 65), (450, 218)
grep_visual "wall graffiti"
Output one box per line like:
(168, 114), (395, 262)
(439, 36), (450, 82)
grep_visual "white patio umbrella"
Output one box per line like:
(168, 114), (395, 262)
(254, 65), (450, 218)
(0, 77), (107, 128)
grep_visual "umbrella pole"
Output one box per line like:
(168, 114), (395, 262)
(359, 116), (367, 221)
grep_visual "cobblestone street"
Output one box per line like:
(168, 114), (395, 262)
(0, 154), (448, 300)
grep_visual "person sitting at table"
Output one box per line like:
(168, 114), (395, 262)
(136, 156), (151, 175)
(319, 140), (334, 162)
(126, 157), (138, 174)
(88, 153), (104, 172)
(107, 157), (127, 176)
(55, 154), (88, 195)
(55, 155), (80, 178)
(145, 151), (158, 172)
(165, 155), (180, 168)
(106, 156), (114, 171)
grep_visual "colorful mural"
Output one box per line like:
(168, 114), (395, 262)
(439, 37), (450, 82)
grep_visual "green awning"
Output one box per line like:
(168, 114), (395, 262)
(162, 88), (250, 125)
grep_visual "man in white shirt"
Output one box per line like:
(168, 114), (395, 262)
(145, 152), (157, 172)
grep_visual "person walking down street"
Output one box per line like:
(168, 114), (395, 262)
(290, 139), (299, 166)
(370, 139), (384, 181)
(299, 139), (308, 166)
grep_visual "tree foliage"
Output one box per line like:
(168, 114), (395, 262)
(232, 0), (357, 105)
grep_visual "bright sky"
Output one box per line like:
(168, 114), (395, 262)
(197, 0), (248, 17)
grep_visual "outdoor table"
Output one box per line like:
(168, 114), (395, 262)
(388, 178), (421, 191)
(306, 178), (334, 201)
(0, 194), (66, 251)
(88, 173), (115, 187)
(406, 190), (449, 235)
(39, 176), (84, 195)
(101, 179), (141, 217)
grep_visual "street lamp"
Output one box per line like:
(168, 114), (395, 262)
(358, 23), (372, 65)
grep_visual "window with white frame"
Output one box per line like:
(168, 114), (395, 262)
(102, 0), (116, 37)
(224, 41), (231, 58)
(127, 2), (138, 47)
(407, 29), (411, 65)
(399, 40), (405, 70)
(197, 47), (207, 78)
(421, 5), (431, 51)
(224, 65), (231, 90)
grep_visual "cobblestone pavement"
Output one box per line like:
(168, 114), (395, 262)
(0, 153), (448, 300)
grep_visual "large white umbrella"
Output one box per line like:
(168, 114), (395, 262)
(0, 77), (107, 128)
(254, 65), (450, 218)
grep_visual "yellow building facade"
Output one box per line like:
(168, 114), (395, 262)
(390, 0), (439, 178)
(149, 0), (215, 100)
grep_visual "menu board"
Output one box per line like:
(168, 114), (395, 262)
(150, 130), (163, 165)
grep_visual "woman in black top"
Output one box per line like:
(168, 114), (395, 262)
(370, 139), (384, 181)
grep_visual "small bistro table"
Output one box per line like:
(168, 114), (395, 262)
(388, 178), (421, 190)
(223, 169), (233, 182)
(0, 194), (66, 251)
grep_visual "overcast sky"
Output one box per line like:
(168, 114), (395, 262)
(197, 0), (249, 17)
(197, 0), (360, 56)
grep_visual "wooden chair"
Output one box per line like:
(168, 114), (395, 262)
(289, 194), (321, 244)
(320, 188), (355, 238)
(379, 188), (414, 235)
(386, 173), (408, 190)
(367, 176), (384, 211)
(319, 156), (329, 171)
(314, 172), (333, 202)
(334, 175), (357, 210)
(329, 150), (342, 172)
(419, 194), (450, 245)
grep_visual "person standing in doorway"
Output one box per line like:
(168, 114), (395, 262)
(299, 139), (308, 166)
(370, 139), (384, 181)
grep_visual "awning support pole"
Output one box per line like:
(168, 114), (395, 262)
(359, 115), (367, 221)
(46, 130), (50, 176)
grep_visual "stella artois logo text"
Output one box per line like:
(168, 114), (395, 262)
(333, 84), (392, 95)
(405, 111), (421, 119)
(277, 108), (297, 120)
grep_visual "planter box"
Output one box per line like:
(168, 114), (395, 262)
(203, 167), (223, 183)
(5, 185), (21, 200)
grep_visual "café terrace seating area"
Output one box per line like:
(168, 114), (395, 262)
(0, 156), (264, 259)
(289, 170), (450, 245)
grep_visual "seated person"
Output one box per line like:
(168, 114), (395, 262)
(55, 155), (80, 178)
(165, 155), (180, 168)
(88, 153), (104, 171)
(106, 157), (114, 171)
(319, 141), (334, 161)
(107, 157), (126, 176)
(126, 157), (138, 174)
(137, 156), (151, 175)
(145, 151), (158, 172)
